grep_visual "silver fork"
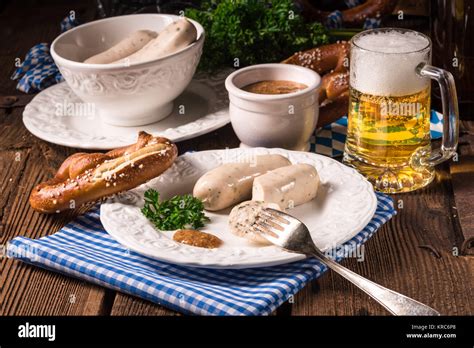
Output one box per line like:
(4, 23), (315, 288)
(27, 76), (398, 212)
(254, 208), (440, 316)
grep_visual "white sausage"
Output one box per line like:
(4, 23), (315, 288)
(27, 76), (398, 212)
(84, 30), (157, 64)
(117, 18), (197, 64)
(193, 154), (291, 211)
(252, 164), (320, 210)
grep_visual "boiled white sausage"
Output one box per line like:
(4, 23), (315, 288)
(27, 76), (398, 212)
(84, 30), (157, 64)
(193, 154), (291, 211)
(252, 164), (320, 210)
(116, 18), (197, 64)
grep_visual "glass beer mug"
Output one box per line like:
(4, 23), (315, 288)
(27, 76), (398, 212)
(343, 28), (459, 193)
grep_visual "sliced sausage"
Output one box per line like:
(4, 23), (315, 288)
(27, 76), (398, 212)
(228, 200), (277, 244)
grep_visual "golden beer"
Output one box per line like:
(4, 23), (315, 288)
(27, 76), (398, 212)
(344, 86), (434, 192)
(341, 28), (459, 193)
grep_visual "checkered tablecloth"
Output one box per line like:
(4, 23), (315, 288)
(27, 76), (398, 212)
(10, 15), (78, 93)
(7, 192), (395, 316)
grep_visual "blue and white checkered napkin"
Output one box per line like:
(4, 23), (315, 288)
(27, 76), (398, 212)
(7, 193), (395, 316)
(311, 110), (444, 157)
(11, 15), (78, 93)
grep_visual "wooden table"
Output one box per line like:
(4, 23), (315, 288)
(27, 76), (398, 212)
(1, 0), (473, 316)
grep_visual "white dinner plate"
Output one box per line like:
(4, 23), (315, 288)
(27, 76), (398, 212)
(100, 148), (377, 269)
(22, 71), (230, 150)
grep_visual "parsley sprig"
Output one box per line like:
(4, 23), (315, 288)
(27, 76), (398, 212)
(186, 0), (329, 71)
(141, 189), (210, 230)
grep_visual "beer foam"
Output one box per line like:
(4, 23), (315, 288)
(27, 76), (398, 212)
(355, 30), (429, 53)
(351, 30), (430, 96)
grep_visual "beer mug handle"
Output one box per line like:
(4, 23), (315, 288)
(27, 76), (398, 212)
(416, 63), (459, 166)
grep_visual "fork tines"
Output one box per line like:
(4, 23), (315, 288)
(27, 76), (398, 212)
(253, 208), (290, 238)
(263, 208), (291, 225)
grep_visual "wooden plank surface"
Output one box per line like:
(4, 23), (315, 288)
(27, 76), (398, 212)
(450, 121), (474, 254)
(0, 107), (114, 315)
(0, 0), (113, 316)
(291, 162), (474, 315)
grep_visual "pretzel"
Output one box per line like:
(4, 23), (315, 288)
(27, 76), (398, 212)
(29, 131), (178, 213)
(282, 41), (350, 127)
(296, 0), (398, 27)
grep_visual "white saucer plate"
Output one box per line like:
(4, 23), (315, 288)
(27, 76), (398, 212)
(22, 71), (230, 149)
(100, 148), (377, 269)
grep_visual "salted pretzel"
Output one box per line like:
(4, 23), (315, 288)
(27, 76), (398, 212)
(282, 41), (350, 126)
(29, 131), (178, 213)
(296, 0), (398, 27)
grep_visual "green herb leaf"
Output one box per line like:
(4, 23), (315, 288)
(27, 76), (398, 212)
(186, 0), (329, 71)
(141, 189), (210, 230)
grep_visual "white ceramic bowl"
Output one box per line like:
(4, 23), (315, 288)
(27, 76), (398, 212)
(225, 64), (321, 151)
(51, 14), (204, 127)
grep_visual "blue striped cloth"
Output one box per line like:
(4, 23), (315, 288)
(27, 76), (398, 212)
(7, 192), (395, 316)
(312, 110), (444, 158)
